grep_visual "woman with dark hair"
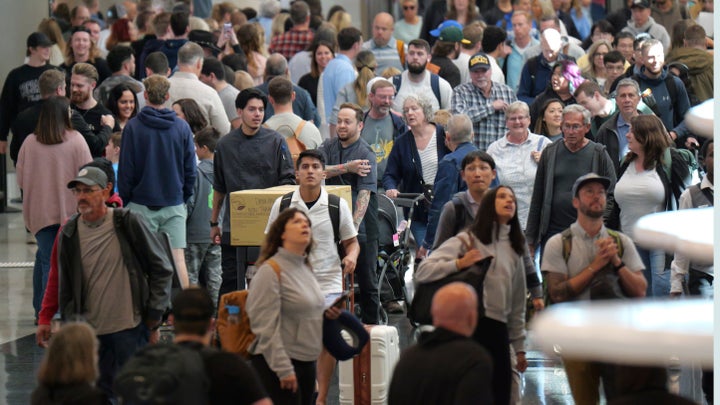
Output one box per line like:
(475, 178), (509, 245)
(16, 96), (92, 322)
(533, 98), (564, 142)
(416, 185), (528, 405)
(580, 19), (615, 50)
(610, 114), (691, 297)
(298, 40), (335, 106)
(247, 208), (340, 405)
(529, 61), (584, 129)
(446, 0), (483, 26)
(106, 84), (138, 129)
(32, 323), (106, 405)
(172, 98), (209, 133)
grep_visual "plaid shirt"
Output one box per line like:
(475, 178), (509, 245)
(268, 28), (314, 60)
(450, 82), (517, 151)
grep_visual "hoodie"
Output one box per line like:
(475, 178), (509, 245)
(667, 47), (714, 103)
(621, 16), (671, 50)
(118, 106), (197, 207)
(635, 66), (691, 139)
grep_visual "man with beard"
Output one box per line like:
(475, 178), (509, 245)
(94, 45), (145, 107)
(36, 166), (174, 400)
(361, 79), (406, 183)
(391, 39), (452, 114)
(542, 173), (646, 404)
(632, 39), (695, 149)
(0, 32), (58, 155)
(320, 102), (380, 324)
(211, 88), (295, 295)
(526, 104), (616, 260)
(450, 52), (517, 151)
(70, 63), (120, 156)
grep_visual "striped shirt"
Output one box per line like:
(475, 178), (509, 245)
(362, 38), (405, 74)
(417, 133), (438, 185)
(450, 82), (518, 151)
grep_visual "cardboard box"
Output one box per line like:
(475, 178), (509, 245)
(230, 185), (352, 246)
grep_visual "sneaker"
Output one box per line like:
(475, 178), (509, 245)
(384, 301), (404, 314)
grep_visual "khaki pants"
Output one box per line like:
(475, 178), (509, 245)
(563, 358), (603, 405)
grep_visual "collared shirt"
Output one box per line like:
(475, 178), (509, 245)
(450, 81), (518, 151)
(486, 131), (551, 229)
(616, 114), (631, 161)
(362, 37), (405, 74)
(268, 28), (314, 60)
(321, 54), (357, 121)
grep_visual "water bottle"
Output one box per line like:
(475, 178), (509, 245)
(226, 305), (240, 324)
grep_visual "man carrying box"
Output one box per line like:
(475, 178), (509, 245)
(211, 88), (295, 295)
(266, 149), (360, 405)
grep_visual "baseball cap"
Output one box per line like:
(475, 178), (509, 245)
(468, 52), (491, 71)
(67, 167), (108, 189)
(572, 173), (612, 197)
(437, 26), (470, 44)
(430, 20), (462, 37)
(27, 32), (53, 48)
(630, 0), (651, 8)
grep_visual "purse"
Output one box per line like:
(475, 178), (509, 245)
(408, 233), (493, 325)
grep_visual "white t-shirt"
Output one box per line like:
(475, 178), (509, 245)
(393, 71), (453, 114)
(614, 163), (665, 239)
(266, 188), (357, 294)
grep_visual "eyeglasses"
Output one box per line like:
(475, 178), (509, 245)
(403, 5), (416, 10)
(562, 123), (586, 131)
(374, 95), (395, 101)
(71, 187), (101, 195)
(507, 116), (528, 122)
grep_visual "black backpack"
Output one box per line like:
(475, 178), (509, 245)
(279, 191), (342, 248)
(114, 343), (210, 405)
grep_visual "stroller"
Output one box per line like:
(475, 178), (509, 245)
(375, 193), (425, 324)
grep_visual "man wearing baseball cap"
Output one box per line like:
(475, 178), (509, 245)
(541, 172), (646, 403)
(621, 0), (671, 50)
(450, 51), (517, 151)
(427, 25), (467, 87)
(0, 32), (58, 155)
(36, 165), (174, 400)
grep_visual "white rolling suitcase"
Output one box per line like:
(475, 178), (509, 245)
(338, 325), (400, 405)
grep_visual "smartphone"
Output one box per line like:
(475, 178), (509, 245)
(223, 22), (232, 35)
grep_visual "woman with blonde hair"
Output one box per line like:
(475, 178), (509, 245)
(328, 10), (352, 32)
(32, 323), (106, 404)
(61, 26), (111, 83)
(37, 18), (66, 66)
(329, 50), (377, 129)
(238, 22), (268, 86)
(582, 40), (612, 87)
(271, 12), (291, 39)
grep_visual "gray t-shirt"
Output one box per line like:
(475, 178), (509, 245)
(548, 142), (596, 236)
(79, 208), (139, 335)
(218, 84), (240, 122)
(361, 114), (395, 181)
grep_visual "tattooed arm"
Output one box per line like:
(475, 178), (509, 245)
(353, 190), (371, 230)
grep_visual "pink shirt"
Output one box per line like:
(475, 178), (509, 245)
(16, 130), (92, 234)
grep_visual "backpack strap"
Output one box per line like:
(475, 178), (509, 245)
(279, 191), (293, 212)
(664, 74), (679, 125)
(430, 74), (441, 107)
(392, 74), (402, 93)
(294, 120), (307, 139)
(527, 57), (538, 95)
(396, 39), (405, 66)
(327, 193), (341, 246)
(606, 229), (624, 259)
(561, 228), (573, 264)
(452, 196), (465, 236)
(265, 259), (283, 280)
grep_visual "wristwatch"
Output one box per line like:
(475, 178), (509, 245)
(613, 261), (625, 274)
(210, 221), (219, 227)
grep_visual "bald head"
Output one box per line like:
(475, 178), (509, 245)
(431, 282), (478, 337)
(372, 12), (395, 47)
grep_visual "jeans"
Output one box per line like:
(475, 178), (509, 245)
(185, 243), (222, 308)
(409, 221), (427, 251)
(636, 245), (669, 297)
(33, 224), (60, 317)
(97, 323), (149, 400)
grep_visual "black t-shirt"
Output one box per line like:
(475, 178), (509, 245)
(176, 341), (268, 405)
(73, 102), (120, 134)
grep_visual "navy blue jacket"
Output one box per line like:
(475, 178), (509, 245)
(382, 125), (450, 222)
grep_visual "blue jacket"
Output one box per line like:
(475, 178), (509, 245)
(634, 66), (691, 140)
(422, 142), (477, 250)
(517, 54), (572, 105)
(119, 106), (197, 207)
(382, 125), (450, 222)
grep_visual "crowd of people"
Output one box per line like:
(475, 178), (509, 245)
(0, 0), (712, 404)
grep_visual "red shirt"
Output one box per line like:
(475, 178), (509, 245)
(268, 28), (314, 60)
